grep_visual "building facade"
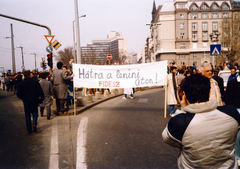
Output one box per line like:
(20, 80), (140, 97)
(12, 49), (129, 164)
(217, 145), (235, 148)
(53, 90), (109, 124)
(81, 31), (128, 65)
(147, 0), (239, 68)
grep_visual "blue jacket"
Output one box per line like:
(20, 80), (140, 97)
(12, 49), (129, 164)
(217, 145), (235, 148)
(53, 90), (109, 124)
(228, 72), (239, 83)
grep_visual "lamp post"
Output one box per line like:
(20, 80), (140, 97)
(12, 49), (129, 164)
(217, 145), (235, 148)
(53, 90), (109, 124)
(146, 22), (161, 62)
(73, 15), (86, 63)
(16, 45), (24, 69)
(30, 53), (37, 70)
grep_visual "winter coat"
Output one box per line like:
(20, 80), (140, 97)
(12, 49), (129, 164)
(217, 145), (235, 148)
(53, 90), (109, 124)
(162, 100), (240, 169)
(39, 79), (53, 107)
(210, 78), (223, 106)
(17, 77), (44, 105)
(167, 73), (178, 105)
(124, 88), (133, 95)
(228, 72), (239, 83)
(53, 69), (72, 99)
(225, 76), (240, 108)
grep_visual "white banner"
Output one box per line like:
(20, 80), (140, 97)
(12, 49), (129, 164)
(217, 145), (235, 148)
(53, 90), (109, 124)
(73, 61), (167, 88)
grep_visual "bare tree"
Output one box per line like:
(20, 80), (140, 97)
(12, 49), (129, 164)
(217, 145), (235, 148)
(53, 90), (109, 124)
(220, 14), (240, 65)
(55, 47), (74, 68)
(119, 50), (128, 65)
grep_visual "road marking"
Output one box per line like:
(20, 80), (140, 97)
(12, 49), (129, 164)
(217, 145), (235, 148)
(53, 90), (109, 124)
(49, 119), (59, 169)
(76, 117), (88, 169)
(138, 98), (148, 103)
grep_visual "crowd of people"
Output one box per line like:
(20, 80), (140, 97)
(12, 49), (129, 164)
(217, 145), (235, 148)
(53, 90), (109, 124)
(0, 61), (74, 134)
(165, 61), (240, 168)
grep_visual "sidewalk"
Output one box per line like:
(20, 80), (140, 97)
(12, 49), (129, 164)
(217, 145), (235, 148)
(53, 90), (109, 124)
(51, 89), (124, 116)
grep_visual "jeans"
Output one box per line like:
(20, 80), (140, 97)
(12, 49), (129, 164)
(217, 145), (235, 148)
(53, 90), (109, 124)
(124, 94), (134, 98)
(169, 89), (177, 115)
(169, 105), (175, 115)
(23, 102), (38, 132)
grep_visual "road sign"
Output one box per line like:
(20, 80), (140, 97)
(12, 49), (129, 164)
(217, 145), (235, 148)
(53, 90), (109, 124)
(21, 66), (25, 69)
(67, 86), (74, 100)
(107, 54), (112, 60)
(52, 40), (62, 50)
(210, 44), (221, 56)
(44, 35), (55, 44)
(46, 46), (53, 53)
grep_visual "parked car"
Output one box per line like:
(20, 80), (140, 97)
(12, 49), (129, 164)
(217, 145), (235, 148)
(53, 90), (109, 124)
(218, 70), (239, 89)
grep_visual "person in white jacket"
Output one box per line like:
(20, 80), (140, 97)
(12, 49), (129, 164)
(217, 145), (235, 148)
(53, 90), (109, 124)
(162, 74), (240, 169)
(167, 66), (178, 116)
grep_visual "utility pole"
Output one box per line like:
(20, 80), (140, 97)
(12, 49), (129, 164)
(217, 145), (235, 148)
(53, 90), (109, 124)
(10, 24), (16, 74)
(74, 0), (82, 64)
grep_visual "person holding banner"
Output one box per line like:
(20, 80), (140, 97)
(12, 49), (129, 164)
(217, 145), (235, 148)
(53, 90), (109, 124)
(167, 66), (178, 116)
(53, 61), (74, 114)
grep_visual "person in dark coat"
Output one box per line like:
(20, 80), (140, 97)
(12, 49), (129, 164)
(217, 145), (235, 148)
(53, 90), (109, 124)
(17, 70), (44, 134)
(39, 72), (53, 120)
(212, 70), (225, 102)
(53, 62), (74, 114)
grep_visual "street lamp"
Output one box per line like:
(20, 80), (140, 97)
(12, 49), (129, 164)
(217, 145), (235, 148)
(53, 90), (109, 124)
(146, 22), (161, 62)
(16, 45), (24, 69)
(30, 53), (37, 70)
(73, 15), (86, 63)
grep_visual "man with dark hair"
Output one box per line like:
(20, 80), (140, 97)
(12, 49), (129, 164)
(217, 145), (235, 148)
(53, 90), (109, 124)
(17, 70), (44, 133)
(228, 67), (238, 83)
(53, 61), (74, 114)
(39, 72), (53, 120)
(162, 73), (240, 168)
(167, 66), (178, 116)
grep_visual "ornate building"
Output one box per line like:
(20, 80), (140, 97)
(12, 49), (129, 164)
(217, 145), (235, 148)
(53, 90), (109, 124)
(147, 0), (239, 68)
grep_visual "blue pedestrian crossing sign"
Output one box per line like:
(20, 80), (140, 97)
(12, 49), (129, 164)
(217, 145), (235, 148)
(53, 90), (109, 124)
(210, 44), (221, 56)
(67, 86), (74, 100)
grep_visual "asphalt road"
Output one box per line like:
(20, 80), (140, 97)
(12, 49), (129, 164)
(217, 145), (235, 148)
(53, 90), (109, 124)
(0, 88), (178, 169)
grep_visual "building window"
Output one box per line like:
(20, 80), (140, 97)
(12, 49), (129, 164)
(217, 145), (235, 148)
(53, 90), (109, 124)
(202, 22), (208, 31)
(192, 13), (197, 19)
(202, 13), (208, 19)
(182, 4), (185, 8)
(192, 23), (197, 31)
(179, 55), (185, 59)
(191, 4), (198, 10)
(193, 43), (197, 49)
(213, 22), (218, 31)
(180, 14), (184, 19)
(180, 33), (185, 39)
(180, 44), (185, 49)
(178, 4), (182, 8)
(202, 4), (209, 10)
(223, 13), (228, 18)
(212, 4), (219, 10)
(193, 53), (197, 58)
(213, 13), (218, 18)
(192, 32), (197, 40)
(180, 23), (185, 29)
(222, 4), (229, 10)
(203, 32), (208, 40)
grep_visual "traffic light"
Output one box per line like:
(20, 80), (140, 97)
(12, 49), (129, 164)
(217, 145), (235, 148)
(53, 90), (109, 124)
(47, 53), (53, 69)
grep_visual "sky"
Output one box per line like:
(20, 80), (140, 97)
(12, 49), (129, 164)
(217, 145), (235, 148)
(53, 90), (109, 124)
(0, 0), (164, 72)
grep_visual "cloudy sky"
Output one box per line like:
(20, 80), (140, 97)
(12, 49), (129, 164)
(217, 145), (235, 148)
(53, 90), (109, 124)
(0, 0), (164, 72)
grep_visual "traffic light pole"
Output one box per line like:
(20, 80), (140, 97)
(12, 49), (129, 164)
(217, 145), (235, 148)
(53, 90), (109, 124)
(0, 13), (52, 72)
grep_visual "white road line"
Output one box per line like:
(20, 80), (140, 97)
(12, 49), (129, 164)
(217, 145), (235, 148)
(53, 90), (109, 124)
(49, 119), (59, 169)
(76, 117), (88, 169)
